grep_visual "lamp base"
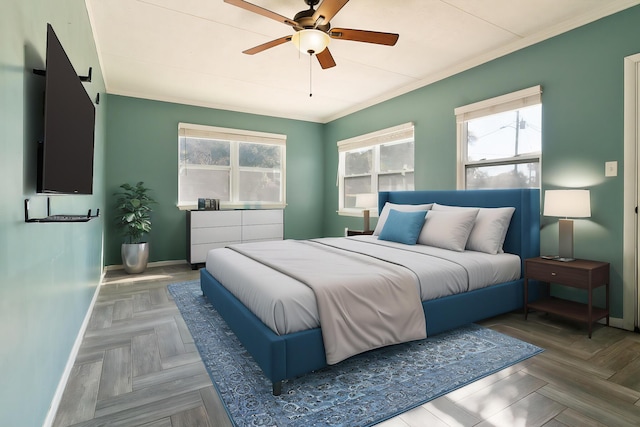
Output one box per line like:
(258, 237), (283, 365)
(558, 218), (575, 260)
(363, 209), (370, 232)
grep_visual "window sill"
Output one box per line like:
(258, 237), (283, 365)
(177, 203), (286, 211)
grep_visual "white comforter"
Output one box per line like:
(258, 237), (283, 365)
(228, 239), (427, 364)
(205, 236), (521, 336)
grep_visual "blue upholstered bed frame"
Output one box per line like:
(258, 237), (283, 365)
(200, 188), (543, 395)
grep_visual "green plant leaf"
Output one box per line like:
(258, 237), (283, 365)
(114, 181), (156, 244)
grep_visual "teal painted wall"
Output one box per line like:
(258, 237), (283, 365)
(323, 6), (640, 319)
(104, 95), (324, 265)
(3, 2), (637, 424)
(0, 0), (106, 425)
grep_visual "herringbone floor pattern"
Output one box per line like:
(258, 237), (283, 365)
(53, 264), (640, 426)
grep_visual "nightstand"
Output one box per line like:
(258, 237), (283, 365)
(347, 229), (374, 236)
(524, 257), (609, 338)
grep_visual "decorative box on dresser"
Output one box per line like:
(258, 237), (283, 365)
(187, 209), (283, 269)
(524, 257), (609, 338)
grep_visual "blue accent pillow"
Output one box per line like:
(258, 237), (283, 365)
(378, 209), (427, 245)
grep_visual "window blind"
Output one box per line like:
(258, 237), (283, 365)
(454, 85), (542, 123)
(179, 123), (286, 146)
(337, 122), (414, 152)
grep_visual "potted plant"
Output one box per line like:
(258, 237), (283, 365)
(114, 181), (156, 273)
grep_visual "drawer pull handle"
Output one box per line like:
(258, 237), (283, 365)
(551, 272), (557, 276)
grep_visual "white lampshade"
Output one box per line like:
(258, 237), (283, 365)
(291, 29), (330, 54)
(355, 193), (377, 209)
(544, 189), (591, 261)
(355, 193), (376, 233)
(543, 189), (591, 218)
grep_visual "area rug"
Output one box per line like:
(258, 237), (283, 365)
(168, 280), (543, 427)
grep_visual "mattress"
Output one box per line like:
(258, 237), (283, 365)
(205, 235), (521, 335)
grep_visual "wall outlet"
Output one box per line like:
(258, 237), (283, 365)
(605, 161), (617, 177)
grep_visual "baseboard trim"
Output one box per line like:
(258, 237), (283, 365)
(43, 269), (105, 427)
(603, 316), (628, 330)
(104, 259), (189, 271)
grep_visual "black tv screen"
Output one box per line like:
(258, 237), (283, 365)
(37, 23), (95, 195)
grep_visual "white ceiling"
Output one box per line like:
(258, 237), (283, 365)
(86, 0), (640, 123)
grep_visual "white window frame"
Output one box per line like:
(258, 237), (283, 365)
(337, 122), (415, 216)
(455, 85), (542, 189)
(178, 123), (286, 210)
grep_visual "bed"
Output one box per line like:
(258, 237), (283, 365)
(200, 188), (543, 395)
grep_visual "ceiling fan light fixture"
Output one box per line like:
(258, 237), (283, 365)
(291, 29), (330, 55)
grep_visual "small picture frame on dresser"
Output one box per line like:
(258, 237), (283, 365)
(199, 198), (220, 210)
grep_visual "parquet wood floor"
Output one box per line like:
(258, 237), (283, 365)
(53, 264), (640, 427)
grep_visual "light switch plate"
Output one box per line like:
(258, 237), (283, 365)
(605, 161), (617, 177)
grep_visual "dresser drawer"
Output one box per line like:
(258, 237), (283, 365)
(191, 226), (242, 245)
(525, 261), (589, 287)
(191, 210), (241, 228)
(242, 223), (283, 241)
(242, 209), (283, 225)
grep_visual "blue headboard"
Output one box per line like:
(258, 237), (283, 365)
(378, 189), (541, 266)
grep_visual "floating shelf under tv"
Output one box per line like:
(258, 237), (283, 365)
(24, 198), (99, 223)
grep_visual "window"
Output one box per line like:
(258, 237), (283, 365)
(455, 86), (542, 190)
(337, 123), (415, 215)
(178, 123), (286, 209)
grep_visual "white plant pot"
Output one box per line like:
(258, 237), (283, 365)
(121, 243), (149, 274)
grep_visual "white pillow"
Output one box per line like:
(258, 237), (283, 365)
(432, 204), (515, 254)
(373, 202), (433, 236)
(417, 209), (479, 251)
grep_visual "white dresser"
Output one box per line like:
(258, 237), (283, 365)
(187, 209), (283, 268)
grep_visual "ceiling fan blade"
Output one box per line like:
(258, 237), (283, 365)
(330, 28), (399, 46)
(316, 48), (336, 69)
(243, 36), (292, 55)
(312, 0), (349, 27)
(224, 0), (298, 28)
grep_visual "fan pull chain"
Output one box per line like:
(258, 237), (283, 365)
(309, 52), (313, 97)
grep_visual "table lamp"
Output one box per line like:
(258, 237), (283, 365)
(543, 189), (591, 261)
(355, 193), (377, 232)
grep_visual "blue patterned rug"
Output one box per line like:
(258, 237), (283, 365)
(168, 280), (543, 427)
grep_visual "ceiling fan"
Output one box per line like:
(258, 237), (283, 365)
(225, 0), (399, 69)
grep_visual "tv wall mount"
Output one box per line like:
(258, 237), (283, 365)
(24, 198), (99, 223)
(33, 66), (92, 82)
(34, 66), (99, 104)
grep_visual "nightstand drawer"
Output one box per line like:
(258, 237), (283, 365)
(525, 262), (587, 287)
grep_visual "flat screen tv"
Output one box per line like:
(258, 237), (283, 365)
(37, 23), (95, 195)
